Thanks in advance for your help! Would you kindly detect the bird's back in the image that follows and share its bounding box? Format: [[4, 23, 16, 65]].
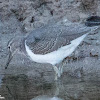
[[25, 23, 98, 55]]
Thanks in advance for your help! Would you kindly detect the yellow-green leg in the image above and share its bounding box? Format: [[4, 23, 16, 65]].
[[53, 66, 60, 80]]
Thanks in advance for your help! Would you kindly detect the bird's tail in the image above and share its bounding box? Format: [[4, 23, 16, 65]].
[[71, 25, 99, 46]]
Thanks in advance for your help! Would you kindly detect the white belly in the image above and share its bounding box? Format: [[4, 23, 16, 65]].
[[25, 33, 88, 65]]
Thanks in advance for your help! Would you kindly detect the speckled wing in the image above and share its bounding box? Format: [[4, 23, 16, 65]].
[[26, 23, 96, 54]]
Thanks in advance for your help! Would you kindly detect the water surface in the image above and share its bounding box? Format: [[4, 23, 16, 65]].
[[0, 73, 100, 100]]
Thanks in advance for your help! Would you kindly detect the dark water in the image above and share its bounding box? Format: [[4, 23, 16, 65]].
[[0, 74, 100, 100]]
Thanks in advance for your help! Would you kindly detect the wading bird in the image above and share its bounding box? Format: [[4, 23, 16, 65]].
[[5, 23, 99, 80]]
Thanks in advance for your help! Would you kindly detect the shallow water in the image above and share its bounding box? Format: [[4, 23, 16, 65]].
[[0, 73, 100, 100]]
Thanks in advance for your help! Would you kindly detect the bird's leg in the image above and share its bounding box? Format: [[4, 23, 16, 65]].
[[58, 65, 63, 76], [53, 66, 60, 80], [60, 65, 63, 74], [60, 61, 65, 75], [58, 59, 66, 76]]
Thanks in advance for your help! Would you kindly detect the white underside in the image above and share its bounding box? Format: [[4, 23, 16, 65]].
[[25, 33, 88, 65]]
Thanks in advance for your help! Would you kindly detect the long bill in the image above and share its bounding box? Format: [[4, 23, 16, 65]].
[[5, 51, 13, 69]]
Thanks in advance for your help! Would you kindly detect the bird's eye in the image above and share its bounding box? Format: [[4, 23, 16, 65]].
[[8, 46, 11, 49]]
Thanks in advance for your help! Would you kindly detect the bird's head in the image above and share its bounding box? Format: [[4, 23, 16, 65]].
[[5, 37, 25, 69]]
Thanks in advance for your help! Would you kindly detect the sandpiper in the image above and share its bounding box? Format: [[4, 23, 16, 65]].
[[5, 23, 99, 80]]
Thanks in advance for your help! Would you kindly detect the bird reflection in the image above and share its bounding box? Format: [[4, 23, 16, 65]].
[[31, 80, 63, 100]]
